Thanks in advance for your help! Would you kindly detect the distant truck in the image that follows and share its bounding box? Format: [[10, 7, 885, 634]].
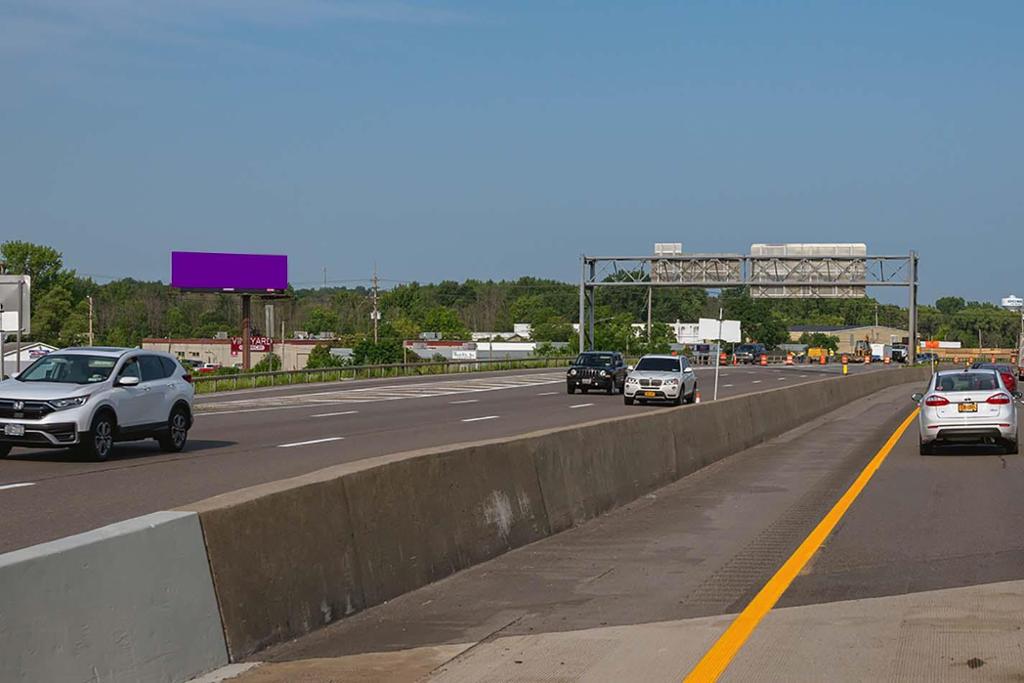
[[870, 343, 892, 362]]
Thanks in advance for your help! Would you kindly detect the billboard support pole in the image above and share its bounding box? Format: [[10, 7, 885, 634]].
[[1, 304, 5, 380], [241, 295, 252, 372]]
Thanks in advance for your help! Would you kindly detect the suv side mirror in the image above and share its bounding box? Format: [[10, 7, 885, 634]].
[[911, 392, 923, 403], [1014, 391, 1022, 400], [627, 365, 634, 372], [117, 375, 141, 387]]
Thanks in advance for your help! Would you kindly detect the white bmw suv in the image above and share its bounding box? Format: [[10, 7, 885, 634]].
[[0, 347, 195, 461]]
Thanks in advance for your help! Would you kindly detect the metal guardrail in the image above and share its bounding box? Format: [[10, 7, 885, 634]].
[[192, 356, 576, 394]]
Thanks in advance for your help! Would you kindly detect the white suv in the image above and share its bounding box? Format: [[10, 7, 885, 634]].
[[0, 347, 195, 461]]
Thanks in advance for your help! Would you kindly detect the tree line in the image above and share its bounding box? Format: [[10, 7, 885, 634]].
[[2, 242, 1021, 362]]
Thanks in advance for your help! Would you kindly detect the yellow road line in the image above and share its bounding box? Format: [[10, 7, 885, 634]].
[[684, 408, 919, 682]]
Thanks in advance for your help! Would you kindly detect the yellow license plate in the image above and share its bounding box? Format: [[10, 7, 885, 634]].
[[958, 403, 978, 413], [644, 391, 656, 397]]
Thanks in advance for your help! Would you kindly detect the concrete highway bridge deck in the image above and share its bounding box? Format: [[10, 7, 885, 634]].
[[0, 363, 875, 553], [197, 376, 1024, 683]]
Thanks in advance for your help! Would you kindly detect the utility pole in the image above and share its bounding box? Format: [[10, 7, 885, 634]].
[[323, 267, 327, 289], [646, 287, 652, 344], [371, 265, 380, 344], [87, 296, 94, 346], [874, 302, 879, 328]]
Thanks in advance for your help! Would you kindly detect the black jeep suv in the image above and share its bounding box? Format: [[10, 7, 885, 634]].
[[566, 351, 627, 395]]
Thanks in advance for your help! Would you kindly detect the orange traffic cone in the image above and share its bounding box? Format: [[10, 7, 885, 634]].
[[694, 389, 701, 403], [884, 356, 891, 365], [785, 353, 794, 365]]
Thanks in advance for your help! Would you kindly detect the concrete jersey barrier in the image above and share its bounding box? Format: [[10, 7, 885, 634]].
[[184, 367, 932, 661], [0, 511, 227, 683]]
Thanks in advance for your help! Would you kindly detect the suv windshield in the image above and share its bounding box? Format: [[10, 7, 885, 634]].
[[575, 354, 614, 367], [635, 357, 680, 372], [16, 354, 118, 385]]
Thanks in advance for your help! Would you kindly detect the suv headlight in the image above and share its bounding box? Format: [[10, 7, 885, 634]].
[[599, 370, 609, 377], [626, 377, 638, 384], [664, 378, 679, 386], [49, 396, 89, 410], [568, 368, 577, 376]]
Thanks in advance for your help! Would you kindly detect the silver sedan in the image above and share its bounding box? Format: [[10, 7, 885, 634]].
[[914, 369, 1020, 455]]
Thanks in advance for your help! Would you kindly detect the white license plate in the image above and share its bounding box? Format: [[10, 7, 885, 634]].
[[582, 379, 592, 384], [4, 424, 25, 437]]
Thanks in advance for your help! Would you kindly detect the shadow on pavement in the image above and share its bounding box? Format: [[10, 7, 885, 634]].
[[4, 439, 237, 463]]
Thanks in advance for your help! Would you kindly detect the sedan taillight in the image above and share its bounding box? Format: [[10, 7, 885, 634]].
[[182, 374, 193, 384], [986, 393, 1012, 405], [924, 395, 949, 407]]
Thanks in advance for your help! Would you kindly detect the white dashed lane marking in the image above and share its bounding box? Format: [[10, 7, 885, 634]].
[[278, 437, 344, 448], [202, 372, 565, 415], [311, 410, 359, 418], [569, 403, 595, 409], [462, 415, 500, 423], [752, 380, 763, 384], [0, 482, 35, 492], [449, 399, 479, 405]]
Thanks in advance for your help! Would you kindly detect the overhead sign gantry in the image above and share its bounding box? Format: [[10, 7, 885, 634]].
[[579, 244, 919, 363]]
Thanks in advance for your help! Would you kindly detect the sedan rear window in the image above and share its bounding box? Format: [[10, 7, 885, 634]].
[[635, 358, 680, 372], [935, 372, 998, 392]]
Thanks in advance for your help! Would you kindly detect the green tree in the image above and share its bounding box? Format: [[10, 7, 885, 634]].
[[305, 344, 344, 369], [798, 332, 840, 352], [351, 337, 403, 365], [252, 353, 282, 372], [531, 319, 573, 342], [305, 307, 340, 335], [422, 307, 469, 340], [935, 296, 966, 316], [0, 241, 73, 293]]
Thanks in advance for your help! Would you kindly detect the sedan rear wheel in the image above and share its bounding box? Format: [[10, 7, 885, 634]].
[[1005, 439, 1019, 455]]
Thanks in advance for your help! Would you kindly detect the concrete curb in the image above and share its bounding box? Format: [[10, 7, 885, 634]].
[[183, 367, 932, 661], [0, 511, 228, 683]]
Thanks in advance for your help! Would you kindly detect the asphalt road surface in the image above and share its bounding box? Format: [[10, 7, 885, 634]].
[[221, 375, 1023, 682], [0, 363, 889, 553]]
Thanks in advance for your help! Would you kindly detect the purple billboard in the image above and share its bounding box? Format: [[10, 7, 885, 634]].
[[171, 252, 288, 293]]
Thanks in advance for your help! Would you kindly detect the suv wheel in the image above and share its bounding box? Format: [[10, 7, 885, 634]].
[[0, 445, 11, 459], [624, 395, 634, 405], [567, 383, 576, 395], [158, 406, 190, 453], [83, 412, 116, 462], [919, 437, 935, 456]]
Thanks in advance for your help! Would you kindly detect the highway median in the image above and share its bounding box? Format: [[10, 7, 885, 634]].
[[183, 366, 932, 663]]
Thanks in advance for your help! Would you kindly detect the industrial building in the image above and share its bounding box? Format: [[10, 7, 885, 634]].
[[141, 338, 343, 371], [787, 325, 910, 354]]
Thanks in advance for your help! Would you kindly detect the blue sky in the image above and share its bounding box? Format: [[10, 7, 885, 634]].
[[2, 1, 1022, 304]]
